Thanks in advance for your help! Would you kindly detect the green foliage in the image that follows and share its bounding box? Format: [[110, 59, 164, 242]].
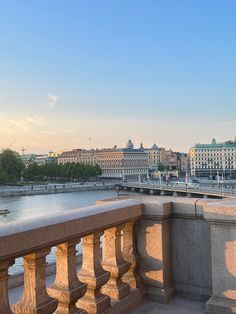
[[0, 149, 25, 183], [157, 163, 176, 171], [23, 162, 101, 182], [0, 149, 101, 184], [23, 163, 40, 181], [95, 164, 102, 176], [157, 163, 166, 171]]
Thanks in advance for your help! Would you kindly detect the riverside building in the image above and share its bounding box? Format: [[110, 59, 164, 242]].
[[57, 140, 149, 180], [145, 144, 160, 168], [97, 140, 149, 180], [58, 149, 82, 164], [189, 138, 236, 178], [145, 145, 179, 170]]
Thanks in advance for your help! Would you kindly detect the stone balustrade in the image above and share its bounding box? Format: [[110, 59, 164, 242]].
[[0, 196, 236, 314], [0, 200, 143, 314]]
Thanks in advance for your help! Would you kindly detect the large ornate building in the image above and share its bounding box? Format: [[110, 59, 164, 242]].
[[58, 149, 81, 164], [57, 140, 149, 180], [189, 138, 236, 178], [97, 140, 149, 179]]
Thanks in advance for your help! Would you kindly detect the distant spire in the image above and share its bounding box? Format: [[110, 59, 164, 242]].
[[211, 138, 216, 145], [140, 142, 144, 149]]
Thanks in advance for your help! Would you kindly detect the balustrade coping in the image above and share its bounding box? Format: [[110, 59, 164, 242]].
[[1, 196, 235, 261], [0, 199, 143, 261]]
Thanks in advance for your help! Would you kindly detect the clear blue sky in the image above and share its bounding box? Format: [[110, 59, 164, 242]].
[[0, 0, 236, 153]]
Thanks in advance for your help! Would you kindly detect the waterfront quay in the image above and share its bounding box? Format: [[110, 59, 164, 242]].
[[1, 195, 235, 313]]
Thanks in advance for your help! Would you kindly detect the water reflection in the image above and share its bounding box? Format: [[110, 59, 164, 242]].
[[0, 190, 117, 223], [0, 190, 117, 274]]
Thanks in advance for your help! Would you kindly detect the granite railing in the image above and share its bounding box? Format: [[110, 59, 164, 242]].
[[0, 200, 143, 314], [0, 196, 236, 314]]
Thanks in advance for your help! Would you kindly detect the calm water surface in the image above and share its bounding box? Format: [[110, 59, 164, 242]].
[[0, 190, 117, 274], [0, 190, 117, 224]]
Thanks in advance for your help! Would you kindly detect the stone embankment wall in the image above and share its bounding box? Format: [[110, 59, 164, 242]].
[[0, 184, 115, 197]]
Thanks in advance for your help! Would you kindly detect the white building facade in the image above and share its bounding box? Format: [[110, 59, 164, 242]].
[[189, 138, 236, 178]]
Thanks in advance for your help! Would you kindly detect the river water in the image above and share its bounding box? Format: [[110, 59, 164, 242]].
[[0, 190, 118, 274]]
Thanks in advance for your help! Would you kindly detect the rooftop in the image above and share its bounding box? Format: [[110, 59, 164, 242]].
[[194, 137, 236, 149]]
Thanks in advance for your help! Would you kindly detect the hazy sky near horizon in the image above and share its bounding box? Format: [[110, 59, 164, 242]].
[[1, 0, 236, 153]]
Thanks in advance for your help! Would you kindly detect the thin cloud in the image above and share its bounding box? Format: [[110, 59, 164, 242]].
[[62, 128, 73, 134], [0, 116, 44, 133], [39, 130, 57, 136], [48, 92, 59, 109]]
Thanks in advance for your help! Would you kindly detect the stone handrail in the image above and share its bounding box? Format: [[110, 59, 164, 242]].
[[1, 196, 236, 314], [0, 199, 143, 314]]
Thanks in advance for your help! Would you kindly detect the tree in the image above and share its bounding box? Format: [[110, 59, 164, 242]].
[[24, 163, 40, 181], [95, 164, 102, 176], [0, 166, 8, 184], [0, 149, 24, 182], [157, 163, 166, 171], [23, 161, 101, 182]]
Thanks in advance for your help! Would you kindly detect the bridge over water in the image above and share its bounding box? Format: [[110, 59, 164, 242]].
[[121, 182, 236, 199]]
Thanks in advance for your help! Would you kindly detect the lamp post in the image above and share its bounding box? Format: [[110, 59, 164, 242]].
[[221, 182, 224, 197]]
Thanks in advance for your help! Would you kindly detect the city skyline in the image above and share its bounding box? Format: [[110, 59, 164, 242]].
[[1, 1, 236, 153]]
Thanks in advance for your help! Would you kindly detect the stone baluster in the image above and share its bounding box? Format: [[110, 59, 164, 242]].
[[102, 225, 131, 300], [0, 259, 14, 314], [77, 232, 110, 314], [47, 240, 87, 314], [12, 248, 58, 314], [122, 221, 141, 288]]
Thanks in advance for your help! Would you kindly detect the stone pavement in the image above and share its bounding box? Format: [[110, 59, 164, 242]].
[[131, 297, 205, 314], [10, 280, 205, 314]]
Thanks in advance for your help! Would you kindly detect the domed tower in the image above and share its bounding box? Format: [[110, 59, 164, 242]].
[[152, 143, 158, 149], [211, 138, 216, 145], [126, 140, 134, 149]]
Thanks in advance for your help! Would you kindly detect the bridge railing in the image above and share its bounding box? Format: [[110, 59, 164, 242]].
[[122, 182, 236, 197], [0, 200, 143, 314]]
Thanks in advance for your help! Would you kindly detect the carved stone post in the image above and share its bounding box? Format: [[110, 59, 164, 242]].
[[136, 200, 174, 303], [122, 221, 141, 288], [204, 201, 236, 313], [0, 259, 14, 314], [77, 232, 110, 314], [12, 249, 58, 314], [47, 240, 87, 314], [102, 225, 131, 300]]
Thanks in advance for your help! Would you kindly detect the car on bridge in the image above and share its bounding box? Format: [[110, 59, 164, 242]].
[[172, 182, 199, 189]]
